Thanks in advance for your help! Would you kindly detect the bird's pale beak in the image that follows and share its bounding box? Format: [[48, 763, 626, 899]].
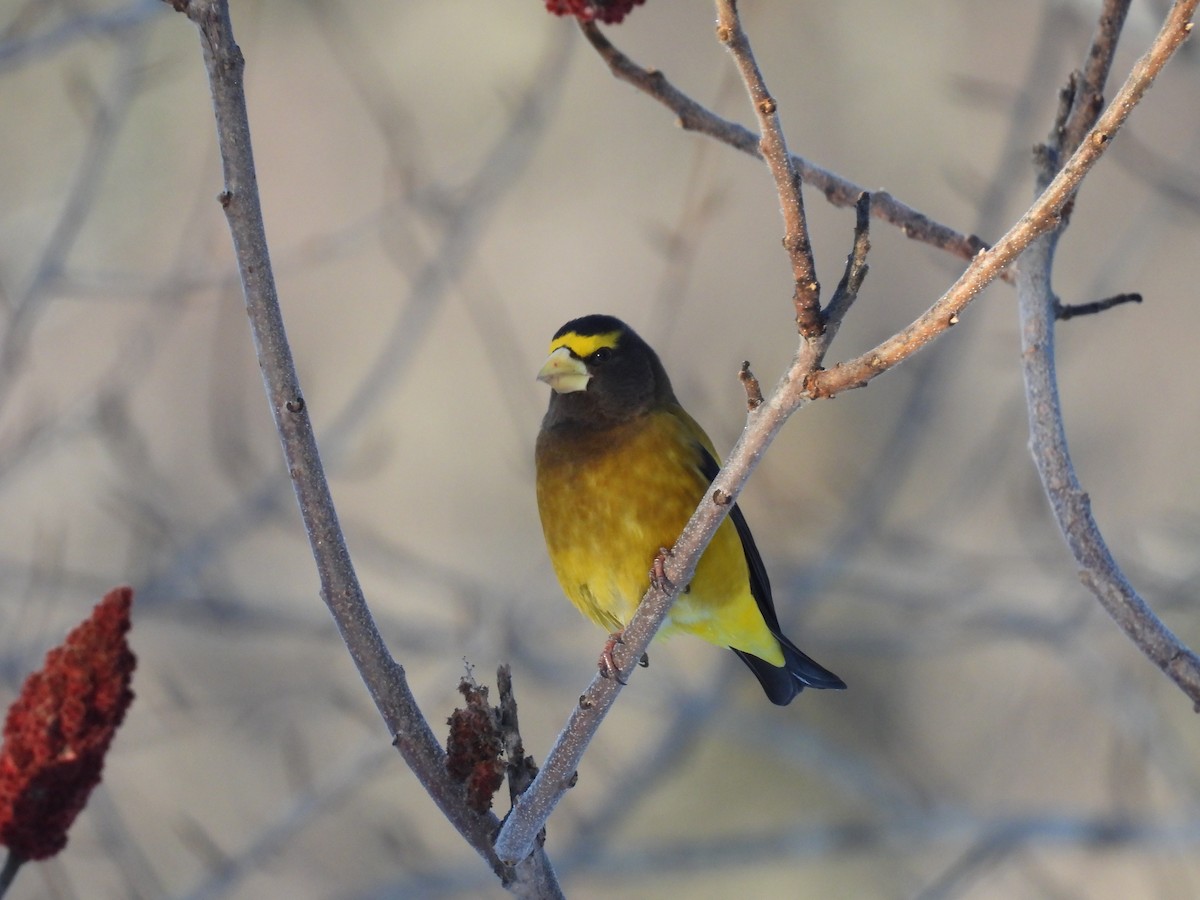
[[537, 346, 591, 394]]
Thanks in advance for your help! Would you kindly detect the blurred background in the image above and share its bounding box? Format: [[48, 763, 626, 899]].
[[3, 1, 1200, 897]]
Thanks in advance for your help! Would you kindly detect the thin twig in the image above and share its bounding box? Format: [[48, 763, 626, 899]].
[[738, 360, 763, 409], [497, 665, 539, 806], [715, 0, 820, 335], [806, 1, 1196, 400], [165, 1, 562, 894], [821, 192, 872, 339], [1060, 0, 1134, 159], [1056, 292, 1142, 320], [578, 21, 992, 273]]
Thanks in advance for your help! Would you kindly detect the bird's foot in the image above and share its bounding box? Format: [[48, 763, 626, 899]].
[[650, 548, 675, 593], [599, 631, 627, 683], [598, 633, 649, 683]]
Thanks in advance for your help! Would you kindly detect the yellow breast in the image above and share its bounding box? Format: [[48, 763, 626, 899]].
[[535, 407, 783, 665]]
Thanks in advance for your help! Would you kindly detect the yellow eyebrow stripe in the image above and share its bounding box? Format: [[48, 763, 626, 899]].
[[549, 329, 622, 358]]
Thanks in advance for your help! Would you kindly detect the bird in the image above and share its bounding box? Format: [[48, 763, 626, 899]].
[[534, 314, 845, 705]]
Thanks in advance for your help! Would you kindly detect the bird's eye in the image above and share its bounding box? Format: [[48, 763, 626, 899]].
[[588, 347, 613, 365]]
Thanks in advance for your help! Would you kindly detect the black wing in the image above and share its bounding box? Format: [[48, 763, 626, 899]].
[[695, 444, 846, 704]]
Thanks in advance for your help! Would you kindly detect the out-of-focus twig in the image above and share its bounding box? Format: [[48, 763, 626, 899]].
[[0, 0, 161, 73], [0, 31, 145, 417]]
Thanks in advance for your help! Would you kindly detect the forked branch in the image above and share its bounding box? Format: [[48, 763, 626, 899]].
[[1017, 0, 1200, 707]]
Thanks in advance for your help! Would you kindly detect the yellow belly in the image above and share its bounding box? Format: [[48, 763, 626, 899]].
[[535, 407, 784, 665]]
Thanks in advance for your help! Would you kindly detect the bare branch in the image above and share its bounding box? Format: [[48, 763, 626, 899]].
[[807, 1, 1196, 399], [821, 191, 872, 338], [1019, 237, 1200, 707], [498, 2, 1200, 863], [1060, 0, 1134, 159], [738, 360, 763, 410], [715, 0, 820, 335], [1017, 0, 1200, 707], [578, 21, 991, 272], [165, 0, 562, 893]]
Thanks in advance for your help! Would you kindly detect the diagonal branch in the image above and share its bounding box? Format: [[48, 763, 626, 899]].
[[495, 7, 866, 861], [806, 0, 1196, 400]]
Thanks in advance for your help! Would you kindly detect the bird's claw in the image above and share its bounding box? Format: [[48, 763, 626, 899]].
[[598, 632, 649, 683], [599, 631, 627, 684], [650, 548, 674, 593]]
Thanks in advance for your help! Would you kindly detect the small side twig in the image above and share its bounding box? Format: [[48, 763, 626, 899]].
[[1056, 292, 1142, 320], [738, 361, 763, 409], [497, 665, 539, 806], [821, 192, 873, 339]]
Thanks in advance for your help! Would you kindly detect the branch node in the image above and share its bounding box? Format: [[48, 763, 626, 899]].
[[803, 368, 833, 400]]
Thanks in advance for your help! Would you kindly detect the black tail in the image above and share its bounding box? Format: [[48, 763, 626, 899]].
[[693, 447, 845, 706], [734, 635, 846, 706]]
